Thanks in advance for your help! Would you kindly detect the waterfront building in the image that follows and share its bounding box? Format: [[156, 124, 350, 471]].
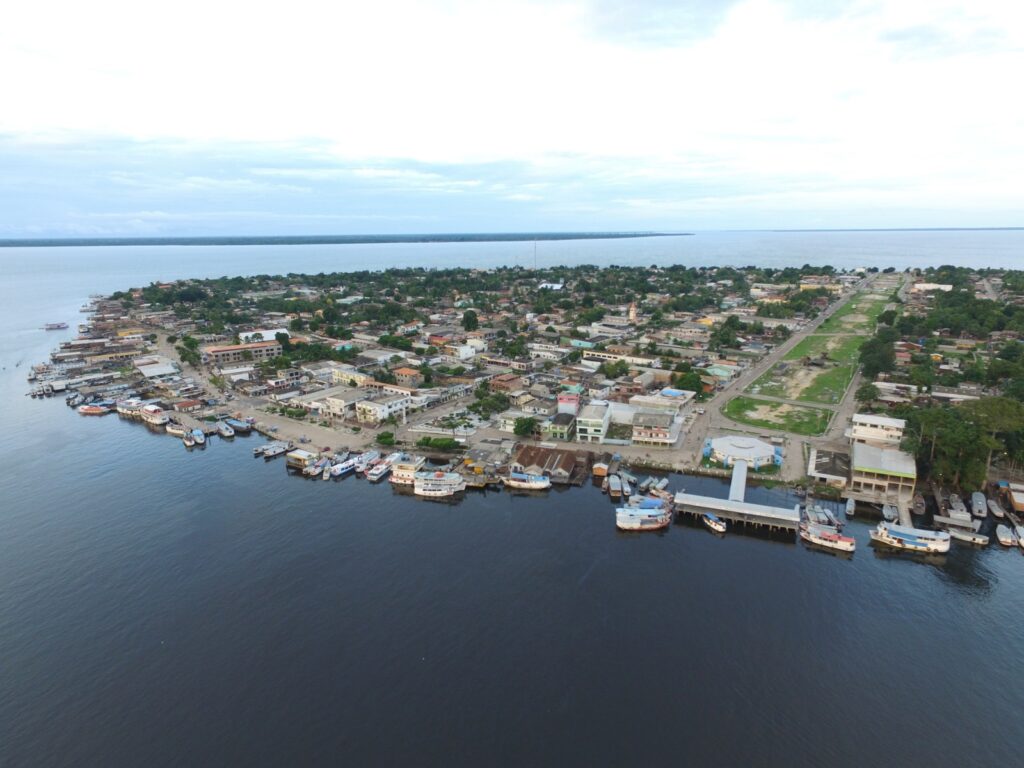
[[576, 402, 610, 444], [631, 411, 678, 447], [848, 442, 917, 508], [542, 412, 577, 442]]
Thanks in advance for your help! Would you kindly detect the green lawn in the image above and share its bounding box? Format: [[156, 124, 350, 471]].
[[722, 396, 832, 436]]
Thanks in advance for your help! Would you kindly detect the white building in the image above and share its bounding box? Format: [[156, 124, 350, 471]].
[[846, 413, 905, 447], [576, 402, 610, 443], [356, 394, 411, 425]]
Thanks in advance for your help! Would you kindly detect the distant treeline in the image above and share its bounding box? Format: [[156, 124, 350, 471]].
[[0, 232, 687, 247]]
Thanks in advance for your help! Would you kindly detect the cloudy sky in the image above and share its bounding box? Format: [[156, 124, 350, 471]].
[[1, 0, 1022, 236]]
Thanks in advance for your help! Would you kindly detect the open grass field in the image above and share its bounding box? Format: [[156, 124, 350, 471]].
[[817, 293, 891, 333], [783, 334, 864, 363], [722, 396, 832, 436], [750, 335, 862, 404]]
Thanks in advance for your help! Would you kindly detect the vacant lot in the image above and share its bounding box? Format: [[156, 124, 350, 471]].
[[750, 335, 862, 404], [722, 396, 832, 436], [784, 334, 863, 363], [818, 293, 891, 333]]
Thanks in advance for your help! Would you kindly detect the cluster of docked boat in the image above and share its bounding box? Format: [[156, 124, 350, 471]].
[[272, 449, 472, 499], [602, 470, 671, 501], [800, 502, 857, 552]]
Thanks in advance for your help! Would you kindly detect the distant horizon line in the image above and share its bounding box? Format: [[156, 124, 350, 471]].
[[0, 227, 1022, 247]]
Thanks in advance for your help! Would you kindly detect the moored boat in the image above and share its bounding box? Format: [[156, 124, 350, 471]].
[[912, 493, 926, 516], [971, 491, 987, 518], [166, 421, 188, 437], [367, 461, 392, 482], [43, 322, 69, 330], [869, 522, 950, 554], [354, 450, 380, 475], [224, 417, 252, 434], [504, 472, 551, 490], [191, 428, 206, 446], [995, 524, 1018, 547], [331, 457, 358, 477], [703, 512, 727, 534], [182, 431, 195, 448], [621, 477, 632, 498], [139, 404, 169, 427], [116, 397, 143, 416], [881, 504, 898, 523], [608, 474, 622, 499], [846, 497, 856, 517], [413, 470, 466, 498], [77, 403, 110, 415], [389, 455, 426, 485], [800, 522, 856, 552], [945, 527, 989, 546], [988, 499, 1006, 519], [616, 506, 671, 531], [216, 421, 235, 438]]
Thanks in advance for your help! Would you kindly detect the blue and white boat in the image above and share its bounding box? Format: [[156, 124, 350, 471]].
[[224, 417, 251, 434], [191, 428, 206, 446], [331, 457, 358, 477], [504, 472, 551, 490], [869, 522, 950, 553]]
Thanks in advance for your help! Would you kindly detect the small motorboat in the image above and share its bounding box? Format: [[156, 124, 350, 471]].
[[988, 499, 1006, 519], [846, 498, 856, 517], [191, 428, 206, 446], [322, 462, 333, 480], [182, 431, 195, 448], [702, 512, 727, 534], [995, 525, 1018, 547], [217, 421, 235, 438]]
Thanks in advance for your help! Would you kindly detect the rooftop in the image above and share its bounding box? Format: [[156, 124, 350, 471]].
[[852, 413, 906, 429], [851, 442, 917, 478]]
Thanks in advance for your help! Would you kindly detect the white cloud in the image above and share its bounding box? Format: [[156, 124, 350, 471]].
[[0, 0, 1022, 228]]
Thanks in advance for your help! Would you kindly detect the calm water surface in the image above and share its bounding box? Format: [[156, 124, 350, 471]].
[[2, 233, 1023, 766]]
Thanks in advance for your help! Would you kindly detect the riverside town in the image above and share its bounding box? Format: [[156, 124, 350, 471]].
[[29, 263, 1024, 551]]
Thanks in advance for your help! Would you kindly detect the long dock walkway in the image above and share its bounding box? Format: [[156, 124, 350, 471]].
[[674, 460, 801, 531]]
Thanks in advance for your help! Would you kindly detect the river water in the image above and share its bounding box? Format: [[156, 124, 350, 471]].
[[2, 232, 1023, 766]]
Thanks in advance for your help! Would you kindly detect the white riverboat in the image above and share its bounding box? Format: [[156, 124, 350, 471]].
[[616, 506, 671, 531], [504, 472, 551, 490], [413, 471, 466, 498], [116, 397, 143, 416], [389, 455, 426, 485], [216, 421, 235, 438], [869, 522, 950, 554], [800, 522, 856, 553], [166, 421, 188, 437], [139, 404, 169, 426]]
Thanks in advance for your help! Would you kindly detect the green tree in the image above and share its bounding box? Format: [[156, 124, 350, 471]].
[[513, 417, 537, 437], [461, 309, 479, 331], [855, 382, 879, 404]]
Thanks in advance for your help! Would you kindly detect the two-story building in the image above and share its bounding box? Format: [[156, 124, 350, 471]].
[[631, 411, 677, 447], [355, 394, 411, 425]]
